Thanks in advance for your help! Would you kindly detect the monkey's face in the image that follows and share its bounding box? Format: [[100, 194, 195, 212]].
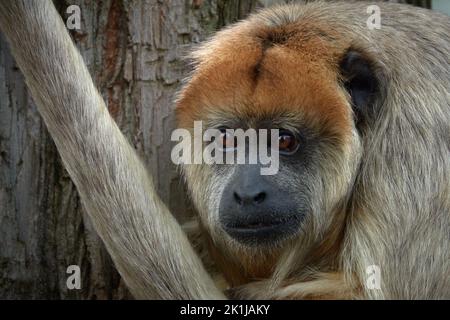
[[180, 115, 361, 251], [214, 123, 359, 248], [176, 21, 378, 255]]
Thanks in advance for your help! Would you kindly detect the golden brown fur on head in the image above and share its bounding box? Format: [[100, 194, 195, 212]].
[[177, 18, 353, 137]]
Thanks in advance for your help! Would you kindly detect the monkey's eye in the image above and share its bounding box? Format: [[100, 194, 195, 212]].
[[217, 128, 236, 152], [278, 130, 300, 155]]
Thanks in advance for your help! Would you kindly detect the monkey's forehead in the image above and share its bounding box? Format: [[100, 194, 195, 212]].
[[175, 7, 352, 136]]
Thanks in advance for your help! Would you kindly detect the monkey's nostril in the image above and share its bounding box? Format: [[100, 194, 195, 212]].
[[233, 192, 243, 205], [233, 191, 267, 206], [253, 192, 266, 204], [233, 190, 266, 206]]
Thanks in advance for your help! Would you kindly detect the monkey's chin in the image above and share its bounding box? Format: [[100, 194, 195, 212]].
[[222, 215, 301, 247]]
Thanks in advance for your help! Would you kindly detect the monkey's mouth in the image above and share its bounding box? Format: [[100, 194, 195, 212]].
[[222, 215, 300, 245]]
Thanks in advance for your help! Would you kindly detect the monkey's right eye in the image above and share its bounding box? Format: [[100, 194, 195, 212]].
[[278, 130, 300, 155], [217, 128, 236, 152]]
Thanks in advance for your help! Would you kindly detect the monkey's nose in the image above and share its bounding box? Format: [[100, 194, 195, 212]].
[[233, 189, 267, 206]]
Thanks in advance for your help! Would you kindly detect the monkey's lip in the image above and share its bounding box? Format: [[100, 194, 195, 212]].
[[230, 219, 284, 230], [225, 215, 298, 229], [222, 215, 300, 244]]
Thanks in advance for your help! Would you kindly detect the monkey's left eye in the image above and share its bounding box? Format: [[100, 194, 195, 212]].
[[278, 130, 300, 155]]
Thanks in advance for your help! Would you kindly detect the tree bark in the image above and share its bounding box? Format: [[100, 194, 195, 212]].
[[0, 0, 429, 299]]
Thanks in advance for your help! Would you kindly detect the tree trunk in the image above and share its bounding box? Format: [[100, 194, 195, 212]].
[[0, 0, 429, 299]]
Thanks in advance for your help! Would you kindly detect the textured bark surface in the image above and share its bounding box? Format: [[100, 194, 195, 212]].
[[0, 0, 428, 299]]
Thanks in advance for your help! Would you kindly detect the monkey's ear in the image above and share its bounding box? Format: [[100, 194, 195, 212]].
[[340, 50, 380, 126]]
